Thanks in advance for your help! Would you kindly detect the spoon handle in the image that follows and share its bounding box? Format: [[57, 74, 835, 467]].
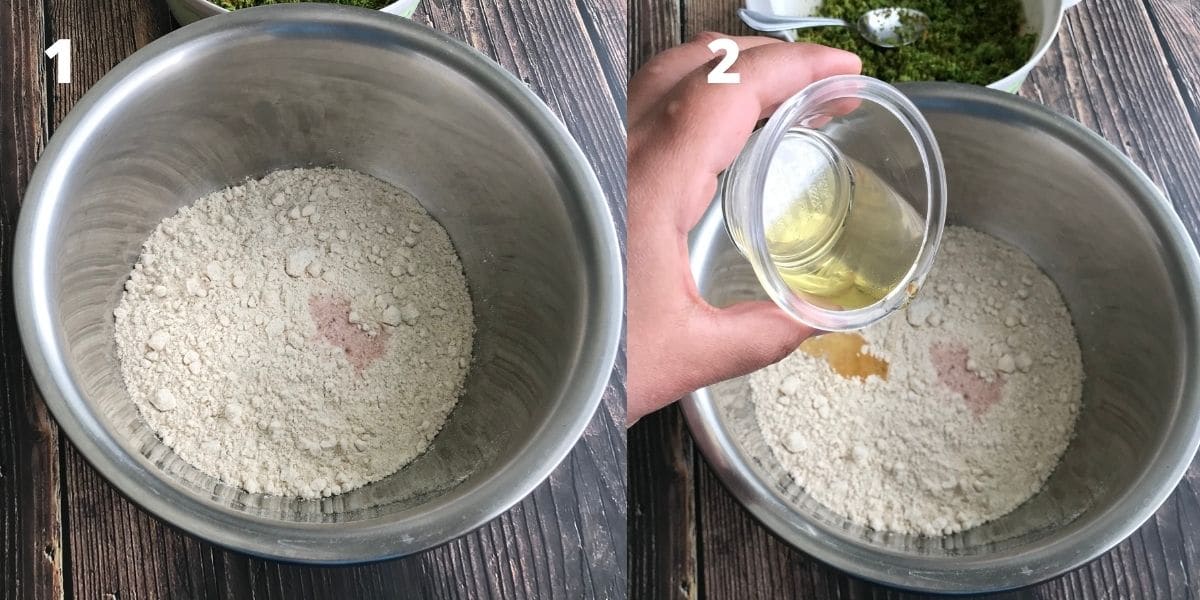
[[738, 9, 850, 33]]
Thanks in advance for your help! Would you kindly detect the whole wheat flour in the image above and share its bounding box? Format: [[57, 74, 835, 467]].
[[115, 168, 474, 499], [751, 227, 1083, 536]]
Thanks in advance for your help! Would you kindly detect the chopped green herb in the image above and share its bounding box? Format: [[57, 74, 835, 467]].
[[795, 0, 1037, 86], [215, 0, 390, 10]]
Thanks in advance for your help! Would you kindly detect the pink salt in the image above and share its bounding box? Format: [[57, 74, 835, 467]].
[[308, 295, 390, 371], [929, 341, 1005, 418]]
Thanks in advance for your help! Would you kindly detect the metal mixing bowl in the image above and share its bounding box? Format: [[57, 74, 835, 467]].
[[166, 0, 419, 25], [685, 83, 1200, 592], [15, 5, 622, 563]]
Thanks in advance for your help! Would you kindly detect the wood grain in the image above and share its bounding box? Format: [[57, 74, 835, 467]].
[[0, 0, 629, 598], [0, 1, 63, 599], [680, 0, 749, 42], [630, 0, 1200, 597], [629, 0, 679, 77], [628, 406, 697, 600], [1141, 0, 1200, 135]]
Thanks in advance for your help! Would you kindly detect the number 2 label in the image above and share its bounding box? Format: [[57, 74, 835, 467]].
[[45, 38, 71, 84], [707, 38, 740, 84]]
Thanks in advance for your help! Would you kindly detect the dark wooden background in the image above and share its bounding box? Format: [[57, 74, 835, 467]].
[[630, 0, 1200, 598], [0, 0, 627, 598]]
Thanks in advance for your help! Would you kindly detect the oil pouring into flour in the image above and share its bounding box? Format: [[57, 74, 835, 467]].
[[114, 168, 475, 499], [752, 227, 1083, 536]]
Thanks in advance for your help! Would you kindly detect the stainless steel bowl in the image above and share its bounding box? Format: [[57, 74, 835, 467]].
[[15, 5, 622, 563], [166, 0, 418, 26], [685, 83, 1200, 592]]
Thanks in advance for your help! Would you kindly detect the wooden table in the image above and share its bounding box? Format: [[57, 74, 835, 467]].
[[630, 1, 1200, 598], [0, 1, 626, 598]]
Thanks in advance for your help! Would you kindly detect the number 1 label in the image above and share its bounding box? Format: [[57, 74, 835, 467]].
[[45, 38, 71, 84]]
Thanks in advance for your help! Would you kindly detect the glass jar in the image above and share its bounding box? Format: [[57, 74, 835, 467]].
[[721, 75, 947, 331]]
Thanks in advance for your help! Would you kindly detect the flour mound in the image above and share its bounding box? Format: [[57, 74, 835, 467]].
[[752, 227, 1083, 536], [115, 168, 474, 499]]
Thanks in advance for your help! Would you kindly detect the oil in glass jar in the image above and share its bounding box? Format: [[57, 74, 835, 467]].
[[761, 131, 924, 311], [720, 75, 946, 331]]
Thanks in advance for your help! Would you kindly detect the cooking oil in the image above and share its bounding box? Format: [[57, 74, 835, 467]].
[[761, 133, 925, 311], [798, 332, 889, 381]]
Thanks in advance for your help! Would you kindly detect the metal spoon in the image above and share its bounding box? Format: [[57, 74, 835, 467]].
[[738, 7, 930, 48]]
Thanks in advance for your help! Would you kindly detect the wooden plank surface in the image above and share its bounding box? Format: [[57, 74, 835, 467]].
[[628, 0, 679, 78], [2, 0, 627, 597], [628, 406, 697, 600], [1141, 0, 1200, 140], [628, 0, 1200, 597]]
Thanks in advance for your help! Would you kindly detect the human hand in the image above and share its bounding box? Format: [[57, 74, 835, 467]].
[[626, 35, 862, 426]]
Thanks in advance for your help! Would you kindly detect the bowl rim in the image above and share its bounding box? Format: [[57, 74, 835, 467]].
[[14, 4, 623, 564], [683, 82, 1200, 593], [177, 0, 418, 19]]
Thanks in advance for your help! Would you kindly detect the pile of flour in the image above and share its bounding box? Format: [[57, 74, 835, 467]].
[[115, 168, 474, 499], [751, 227, 1083, 536]]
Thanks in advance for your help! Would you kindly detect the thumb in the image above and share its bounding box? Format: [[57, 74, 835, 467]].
[[688, 300, 816, 390]]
